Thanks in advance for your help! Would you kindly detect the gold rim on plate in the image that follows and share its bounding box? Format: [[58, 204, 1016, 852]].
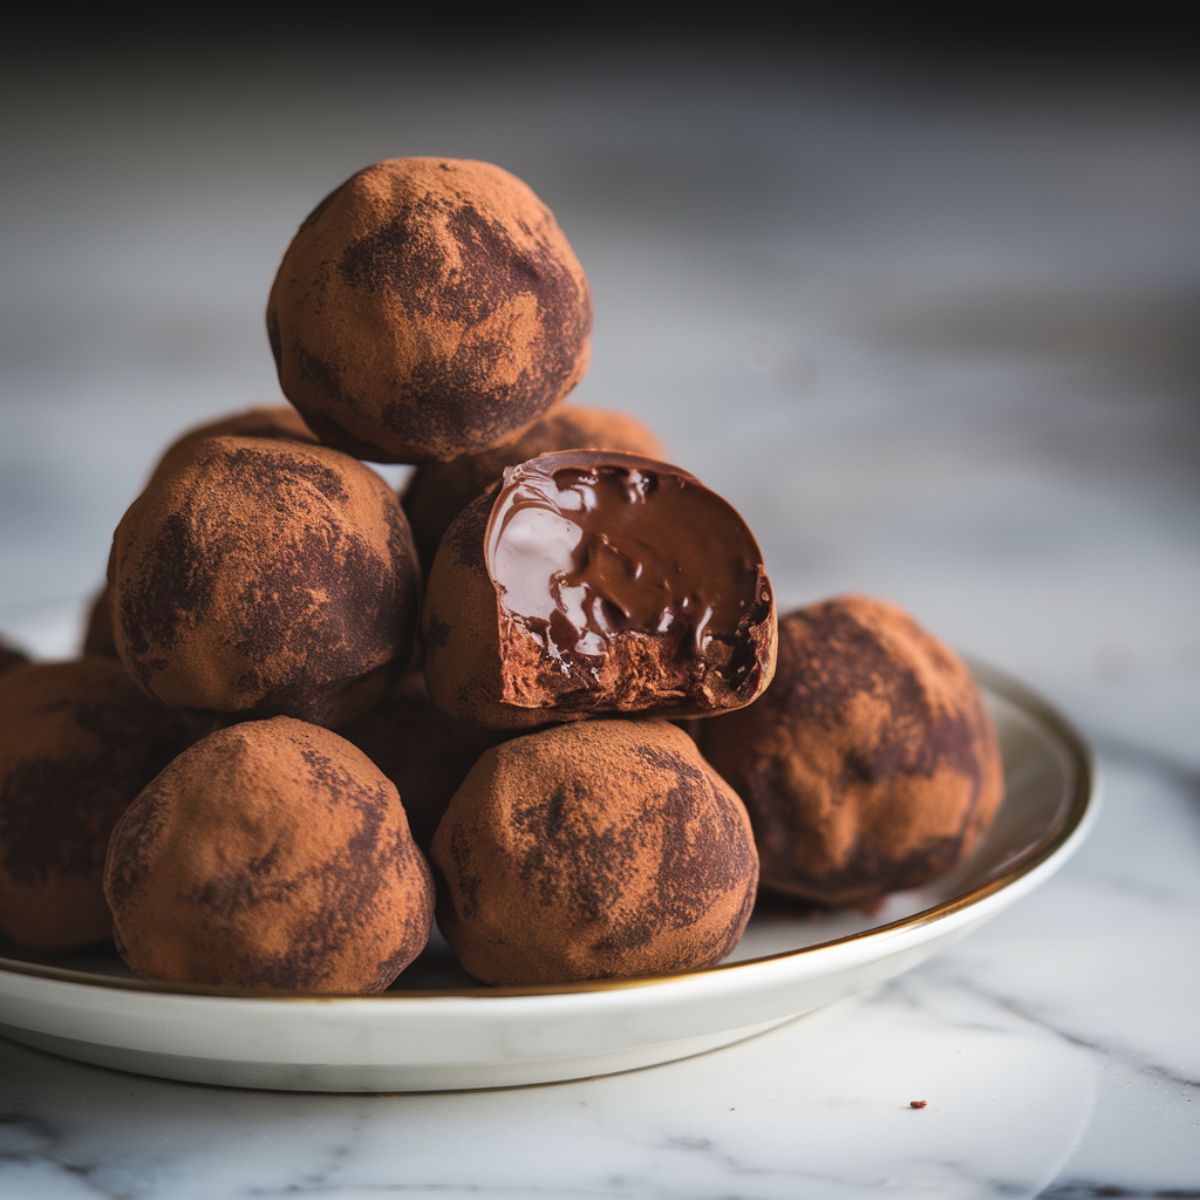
[[0, 658, 1095, 1003]]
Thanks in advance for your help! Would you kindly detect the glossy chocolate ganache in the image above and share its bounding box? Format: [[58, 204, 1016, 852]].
[[484, 451, 774, 714]]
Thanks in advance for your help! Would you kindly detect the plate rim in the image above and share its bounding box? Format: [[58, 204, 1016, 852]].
[[0, 657, 1096, 1005]]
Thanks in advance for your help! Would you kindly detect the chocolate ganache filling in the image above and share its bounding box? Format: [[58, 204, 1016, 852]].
[[485, 451, 773, 712]]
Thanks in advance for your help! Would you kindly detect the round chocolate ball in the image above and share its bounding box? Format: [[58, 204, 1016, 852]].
[[424, 450, 777, 729], [699, 596, 1003, 907], [433, 720, 758, 985], [0, 659, 186, 950], [81, 588, 118, 660], [83, 406, 317, 663], [110, 435, 420, 725], [403, 406, 664, 572], [162, 403, 316, 458], [104, 717, 435, 993], [0, 637, 28, 677], [339, 677, 511, 853], [267, 157, 593, 463]]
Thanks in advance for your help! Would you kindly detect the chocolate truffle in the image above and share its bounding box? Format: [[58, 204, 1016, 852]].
[[433, 720, 758, 984], [83, 406, 317, 663], [162, 403, 316, 457], [0, 637, 28, 676], [267, 157, 593, 463], [339, 676, 510, 852], [104, 717, 435, 993], [81, 587, 119, 659], [699, 596, 1004, 907], [110, 435, 420, 725], [424, 450, 777, 729], [0, 659, 185, 950], [403, 406, 665, 572]]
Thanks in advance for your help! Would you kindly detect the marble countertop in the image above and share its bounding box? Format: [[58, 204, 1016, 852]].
[[2, 39, 1198, 1199]]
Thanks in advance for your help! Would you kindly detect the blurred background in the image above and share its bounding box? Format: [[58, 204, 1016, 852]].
[[1, 21, 1197, 765]]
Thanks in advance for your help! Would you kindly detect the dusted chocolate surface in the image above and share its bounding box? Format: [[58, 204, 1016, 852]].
[[0, 638, 27, 677], [81, 588, 118, 660], [403, 406, 664, 571], [268, 157, 593, 463], [83, 406, 316, 663], [110, 435, 420, 725], [699, 596, 1003, 907], [0, 659, 186, 950], [339, 676, 510, 853], [104, 717, 435, 993], [433, 720, 758, 984], [424, 451, 776, 728], [162, 404, 316, 457]]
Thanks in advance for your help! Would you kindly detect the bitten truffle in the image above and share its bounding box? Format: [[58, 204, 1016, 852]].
[[104, 717, 435, 993], [0, 659, 185, 950], [403, 406, 664, 572], [339, 676, 510, 853], [267, 157, 593, 463], [110, 435, 420, 725], [0, 638, 28, 676], [424, 450, 777, 729], [433, 720, 758, 984], [699, 596, 1004, 907]]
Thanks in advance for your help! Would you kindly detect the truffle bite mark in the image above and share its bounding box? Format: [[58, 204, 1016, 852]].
[[486, 452, 774, 713], [402, 405, 664, 572]]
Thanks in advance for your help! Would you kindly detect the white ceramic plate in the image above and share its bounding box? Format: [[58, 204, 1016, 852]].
[[0, 659, 1095, 1092]]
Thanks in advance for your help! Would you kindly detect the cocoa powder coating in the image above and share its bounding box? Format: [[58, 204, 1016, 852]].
[[110, 435, 421, 725], [83, 406, 316, 662], [162, 404, 317, 458], [339, 676, 511, 853], [104, 717, 435, 993], [423, 451, 776, 729], [699, 596, 1003, 907], [0, 659, 188, 950], [81, 588, 119, 659], [403, 406, 664, 571], [267, 157, 593, 463], [433, 720, 759, 985]]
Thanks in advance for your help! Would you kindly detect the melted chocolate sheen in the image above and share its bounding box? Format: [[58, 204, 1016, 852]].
[[487, 456, 762, 680]]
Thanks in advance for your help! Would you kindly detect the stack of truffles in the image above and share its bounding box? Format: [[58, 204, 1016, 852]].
[[0, 158, 1004, 993]]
